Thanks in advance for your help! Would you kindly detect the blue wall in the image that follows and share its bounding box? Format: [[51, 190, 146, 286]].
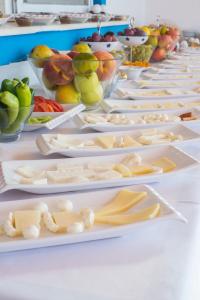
[[0, 24, 127, 65]]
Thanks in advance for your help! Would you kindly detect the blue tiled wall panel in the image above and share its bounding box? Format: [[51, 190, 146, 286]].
[[93, 0, 106, 4], [0, 25, 126, 65]]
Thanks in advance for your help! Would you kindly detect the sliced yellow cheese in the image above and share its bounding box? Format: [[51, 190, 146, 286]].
[[95, 203, 161, 225], [96, 189, 147, 217], [14, 210, 41, 233], [113, 164, 132, 177], [132, 165, 157, 176], [52, 212, 80, 232], [95, 135, 116, 149], [122, 135, 141, 148], [152, 156, 176, 173]]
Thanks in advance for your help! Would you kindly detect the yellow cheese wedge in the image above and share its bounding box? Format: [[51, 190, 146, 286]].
[[152, 157, 176, 173], [95, 203, 161, 225], [14, 210, 41, 233], [122, 135, 141, 148], [132, 165, 158, 176], [113, 164, 132, 177], [95, 135, 116, 149], [96, 189, 147, 217], [52, 212, 80, 232]]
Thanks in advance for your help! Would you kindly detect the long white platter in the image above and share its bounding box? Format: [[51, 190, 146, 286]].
[[134, 79, 200, 89], [115, 87, 200, 100], [0, 185, 186, 253], [74, 109, 200, 132], [24, 104, 85, 131], [101, 99, 200, 113], [143, 73, 200, 81], [0, 146, 198, 194], [36, 125, 200, 157]]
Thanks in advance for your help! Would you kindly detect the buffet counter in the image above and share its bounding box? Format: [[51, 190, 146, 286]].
[[0, 21, 127, 65]]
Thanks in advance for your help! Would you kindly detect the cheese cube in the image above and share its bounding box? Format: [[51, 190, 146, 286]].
[[122, 135, 141, 148], [14, 210, 41, 233], [52, 212, 80, 232], [132, 165, 157, 176]]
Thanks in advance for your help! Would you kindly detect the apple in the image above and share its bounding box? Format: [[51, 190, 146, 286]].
[[67, 51, 79, 59], [158, 34, 173, 50], [168, 27, 180, 41], [151, 48, 166, 62], [43, 54, 74, 88], [94, 51, 117, 81]]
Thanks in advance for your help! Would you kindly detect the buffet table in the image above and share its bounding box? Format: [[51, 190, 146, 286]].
[[0, 123, 200, 300]]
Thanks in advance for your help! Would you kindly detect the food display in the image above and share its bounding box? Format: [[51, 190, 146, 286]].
[[29, 44, 121, 109], [79, 110, 199, 128], [146, 25, 181, 62], [0, 188, 162, 240], [103, 99, 200, 112], [0, 77, 33, 142], [15, 13, 56, 26], [38, 129, 183, 152], [59, 13, 90, 24], [34, 96, 64, 112], [14, 153, 177, 187], [80, 31, 119, 52]]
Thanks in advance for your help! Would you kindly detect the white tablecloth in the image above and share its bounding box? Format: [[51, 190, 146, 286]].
[[0, 123, 200, 300]]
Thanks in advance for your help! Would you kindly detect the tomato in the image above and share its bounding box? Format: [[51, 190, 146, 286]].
[[33, 96, 64, 112]]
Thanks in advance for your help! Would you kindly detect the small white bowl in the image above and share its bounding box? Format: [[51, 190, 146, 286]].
[[82, 41, 120, 52], [119, 66, 144, 80], [118, 35, 148, 46]]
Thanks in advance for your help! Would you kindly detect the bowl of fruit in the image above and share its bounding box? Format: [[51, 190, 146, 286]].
[[147, 25, 181, 62], [118, 28, 149, 46], [28, 44, 122, 110], [0, 78, 33, 142], [80, 31, 120, 52]]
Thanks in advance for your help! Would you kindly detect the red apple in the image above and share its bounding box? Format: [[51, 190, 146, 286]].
[[43, 54, 74, 87], [168, 27, 180, 41], [94, 51, 117, 81], [158, 34, 173, 50], [67, 51, 80, 59], [151, 48, 166, 62]]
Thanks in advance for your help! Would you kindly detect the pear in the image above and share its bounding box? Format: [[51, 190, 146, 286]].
[[75, 72, 103, 106]]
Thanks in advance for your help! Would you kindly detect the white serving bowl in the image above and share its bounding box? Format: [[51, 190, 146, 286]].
[[119, 66, 144, 80], [85, 41, 120, 52], [118, 35, 148, 46]]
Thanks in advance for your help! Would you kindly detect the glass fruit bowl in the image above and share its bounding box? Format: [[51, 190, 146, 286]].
[[28, 52, 122, 110], [127, 45, 154, 62], [0, 105, 33, 142]]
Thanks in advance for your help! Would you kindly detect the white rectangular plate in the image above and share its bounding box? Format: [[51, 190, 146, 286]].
[[36, 125, 200, 157], [101, 99, 200, 113], [0, 185, 186, 253], [24, 104, 85, 131], [0, 146, 198, 194], [74, 109, 200, 132], [134, 79, 200, 89], [115, 87, 200, 99]]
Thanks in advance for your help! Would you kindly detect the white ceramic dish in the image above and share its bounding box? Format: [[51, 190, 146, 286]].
[[101, 98, 200, 113], [119, 66, 144, 80], [0, 185, 186, 253], [143, 73, 200, 81], [84, 41, 120, 52], [24, 104, 85, 131], [74, 109, 200, 132], [0, 146, 198, 194], [36, 125, 200, 157], [134, 79, 200, 89], [115, 87, 200, 100], [118, 35, 148, 46]]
